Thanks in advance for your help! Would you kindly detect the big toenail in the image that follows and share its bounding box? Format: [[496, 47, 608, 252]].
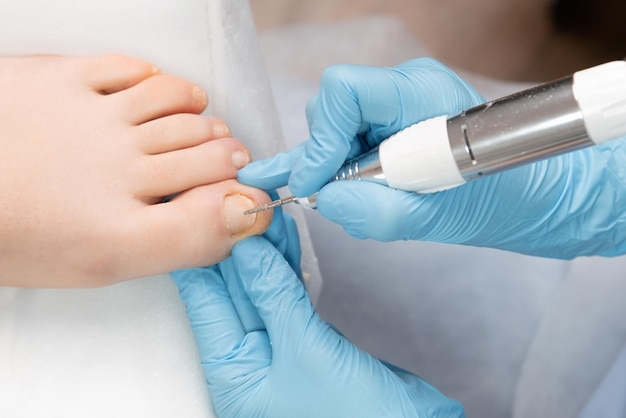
[[232, 150, 251, 169], [223, 194, 257, 237]]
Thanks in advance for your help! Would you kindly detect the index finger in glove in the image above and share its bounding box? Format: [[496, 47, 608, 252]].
[[237, 143, 306, 191], [290, 58, 485, 197]]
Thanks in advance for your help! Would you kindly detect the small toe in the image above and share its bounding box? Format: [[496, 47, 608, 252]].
[[130, 137, 251, 198], [135, 115, 231, 155]]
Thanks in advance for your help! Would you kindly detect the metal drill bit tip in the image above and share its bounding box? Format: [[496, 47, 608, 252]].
[[243, 196, 298, 215]]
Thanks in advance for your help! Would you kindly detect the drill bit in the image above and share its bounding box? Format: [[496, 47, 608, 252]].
[[242, 149, 384, 215], [243, 194, 319, 215], [243, 196, 299, 215]]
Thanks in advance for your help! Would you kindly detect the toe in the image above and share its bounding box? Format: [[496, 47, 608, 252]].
[[130, 137, 251, 198], [77, 54, 158, 94], [114, 74, 209, 124], [115, 181, 273, 279], [135, 115, 231, 155]]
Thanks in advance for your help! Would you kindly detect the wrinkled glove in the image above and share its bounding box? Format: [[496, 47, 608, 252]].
[[172, 235, 464, 418], [239, 58, 626, 259]]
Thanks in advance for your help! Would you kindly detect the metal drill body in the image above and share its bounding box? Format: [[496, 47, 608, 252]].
[[447, 76, 592, 181], [331, 148, 387, 185]]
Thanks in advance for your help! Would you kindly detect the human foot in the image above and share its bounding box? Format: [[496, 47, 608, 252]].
[[0, 54, 272, 287]]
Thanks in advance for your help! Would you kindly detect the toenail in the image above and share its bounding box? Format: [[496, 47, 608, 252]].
[[213, 121, 231, 138], [192, 85, 208, 107], [224, 194, 257, 237], [232, 150, 251, 169]]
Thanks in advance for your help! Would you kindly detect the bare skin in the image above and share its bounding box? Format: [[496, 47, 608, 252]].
[[0, 54, 272, 287]]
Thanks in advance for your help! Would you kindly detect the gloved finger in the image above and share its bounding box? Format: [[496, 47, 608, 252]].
[[170, 268, 245, 363], [289, 64, 383, 196], [316, 182, 414, 240], [237, 143, 306, 190], [263, 207, 303, 279], [393, 58, 484, 114], [262, 189, 289, 254], [305, 93, 370, 161], [190, 194, 290, 348], [219, 258, 265, 335], [219, 194, 289, 335], [262, 190, 302, 268], [289, 58, 485, 197], [318, 172, 546, 249], [232, 236, 321, 356], [315, 180, 476, 243], [173, 267, 273, 390], [378, 359, 464, 410]]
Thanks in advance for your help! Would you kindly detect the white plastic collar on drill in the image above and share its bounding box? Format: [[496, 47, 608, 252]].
[[379, 115, 466, 193], [573, 60, 626, 145]]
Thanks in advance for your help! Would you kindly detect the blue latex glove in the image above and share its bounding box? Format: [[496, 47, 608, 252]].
[[259, 190, 303, 279], [172, 235, 464, 418], [239, 58, 626, 259]]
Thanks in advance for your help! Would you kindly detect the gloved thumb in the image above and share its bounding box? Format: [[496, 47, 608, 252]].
[[316, 180, 481, 244], [316, 181, 427, 241]]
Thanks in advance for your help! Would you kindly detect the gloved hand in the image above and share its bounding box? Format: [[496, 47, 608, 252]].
[[172, 235, 465, 418], [257, 190, 303, 279], [239, 58, 626, 259]]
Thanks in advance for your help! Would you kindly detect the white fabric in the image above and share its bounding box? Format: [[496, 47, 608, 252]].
[[0, 278, 213, 417], [259, 16, 626, 418], [0, 1, 321, 417]]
